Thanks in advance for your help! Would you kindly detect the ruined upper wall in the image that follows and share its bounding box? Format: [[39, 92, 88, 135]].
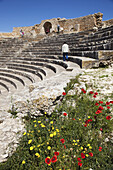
[[12, 12, 105, 36], [0, 12, 113, 38], [103, 18, 113, 27]]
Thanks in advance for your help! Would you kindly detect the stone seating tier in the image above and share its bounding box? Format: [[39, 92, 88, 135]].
[[0, 25, 113, 95]]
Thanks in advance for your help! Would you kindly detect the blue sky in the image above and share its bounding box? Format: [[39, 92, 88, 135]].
[[0, 0, 113, 32]]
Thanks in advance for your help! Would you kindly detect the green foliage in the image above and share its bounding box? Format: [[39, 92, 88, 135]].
[[99, 75, 108, 78], [8, 104, 18, 116], [0, 78, 113, 170]]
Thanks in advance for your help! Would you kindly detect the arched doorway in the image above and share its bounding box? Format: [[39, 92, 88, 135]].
[[43, 22, 52, 34]]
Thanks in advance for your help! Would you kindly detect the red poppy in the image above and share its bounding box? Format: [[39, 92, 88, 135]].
[[51, 155, 57, 163], [94, 92, 98, 95], [89, 91, 94, 94], [107, 106, 110, 109], [98, 106, 104, 110], [45, 157, 51, 165], [85, 120, 89, 124], [81, 88, 84, 91], [100, 128, 103, 131], [64, 145, 66, 149], [84, 124, 87, 127], [99, 149, 102, 151], [95, 102, 99, 106], [54, 152, 59, 156], [62, 92, 66, 96], [99, 146, 102, 149], [81, 153, 85, 159], [60, 138, 65, 144], [89, 152, 93, 157], [110, 101, 113, 104], [77, 157, 82, 162], [63, 113, 67, 116], [106, 102, 110, 105], [88, 119, 92, 122], [95, 110, 101, 114], [78, 162, 82, 167], [99, 101, 103, 104], [93, 95, 96, 98], [81, 88, 86, 93], [106, 116, 111, 120]]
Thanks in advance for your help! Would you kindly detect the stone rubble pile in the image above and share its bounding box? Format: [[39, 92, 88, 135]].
[[0, 111, 25, 163]]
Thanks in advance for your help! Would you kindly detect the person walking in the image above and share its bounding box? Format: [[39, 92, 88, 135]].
[[57, 24, 60, 33], [62, 42, 69, 61], [20, 29, 24, 37]]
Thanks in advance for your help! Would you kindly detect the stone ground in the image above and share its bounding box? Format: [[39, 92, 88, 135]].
[[0, 63, 113, 163]]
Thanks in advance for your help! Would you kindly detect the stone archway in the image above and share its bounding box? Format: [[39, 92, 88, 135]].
[[43, 22, 52, 34]]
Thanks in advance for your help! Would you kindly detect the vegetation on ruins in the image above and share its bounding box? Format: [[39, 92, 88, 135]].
[[0, 75, 113, 170]]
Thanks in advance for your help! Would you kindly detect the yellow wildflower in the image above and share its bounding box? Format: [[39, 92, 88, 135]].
[[28, 139, 32, 144], [88, 116, 90, 118], [45, 112, 47, 114], [34, 124, 37, 127], [50, 121, 53, 124], [73, 140, 76, 142], [35, 153, 40, 158], [38, 121, 41, 123], [23, 132, 26, 135], [87, 144, 90, 147], [77, 140, 79, 142], [30, 146, 34, 150], [75, 143, 77, 145], [47, 142, 49, 145], [41, 124, 45, 127], [38, 130, 40, 133], [33, 120, 36, 122], [22, 160, 26, 164], [47, 146, 51, 150], [37, 144, 40, 147], [50, 134, 53, 137], [81, 146, 83, 150], [27, 133, 29, 136], [86, 154, 89, 157], [41, 143, 44, 146], [52, 127, 54, 130], [89, 146, 92, 149], [53, 131, 56, 136], [56, 129, 59, 132]]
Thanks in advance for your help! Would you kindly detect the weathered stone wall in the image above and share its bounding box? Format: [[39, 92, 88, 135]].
[[12, 13, 100, 36], [12, 26, 33, 37], [0, 32, 14, 38], [59, 14, 96, 33], [1, 12, 113, 39], [103, 18, 113, 27]]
